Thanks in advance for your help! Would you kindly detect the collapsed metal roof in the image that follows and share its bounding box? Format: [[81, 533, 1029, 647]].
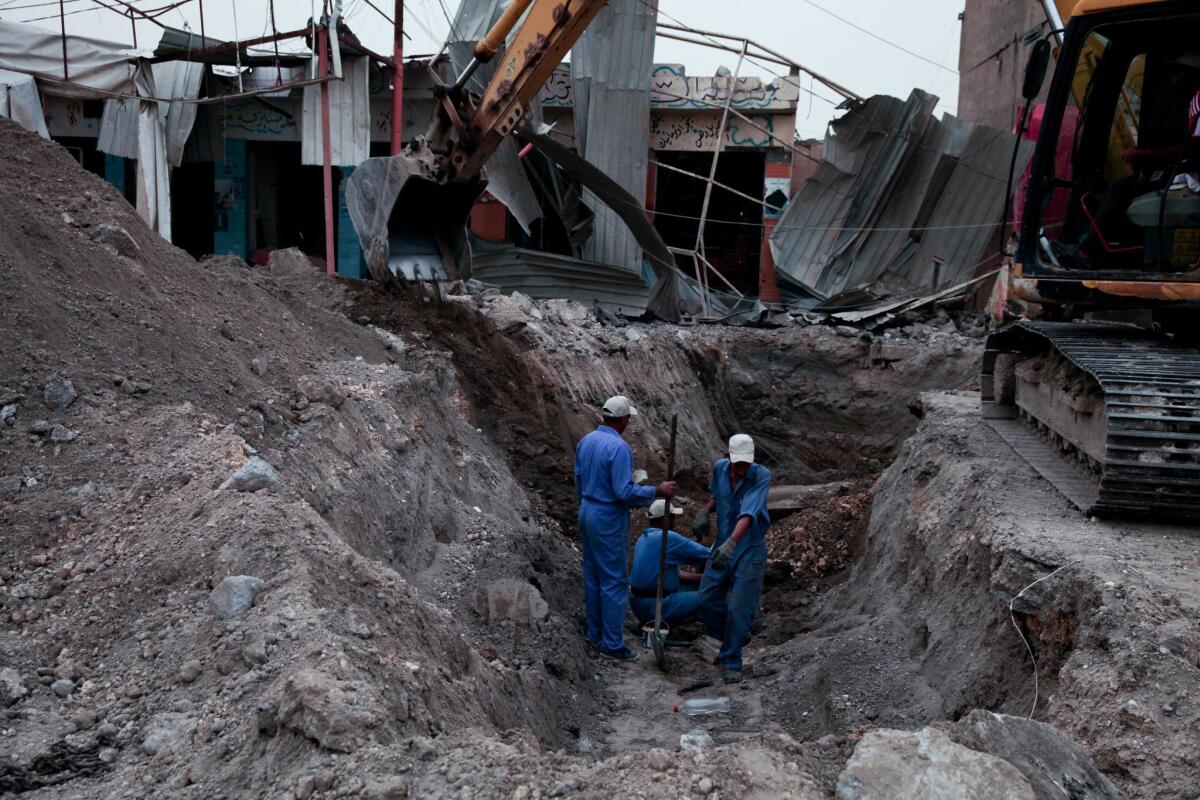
[[569, 0, 658, 272], [769, 90, 1034, 301]]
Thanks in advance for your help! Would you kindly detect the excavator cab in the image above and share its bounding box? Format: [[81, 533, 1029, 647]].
[[1015, 1, 1200, 291], [983, 1, 1200, 521]]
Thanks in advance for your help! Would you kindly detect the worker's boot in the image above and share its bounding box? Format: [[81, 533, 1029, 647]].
[[598, 644, 640, 662], [722, 668, 743, 684]]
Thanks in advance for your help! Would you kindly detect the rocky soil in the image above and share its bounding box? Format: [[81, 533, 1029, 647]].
[[2, 115, 1194, 799]]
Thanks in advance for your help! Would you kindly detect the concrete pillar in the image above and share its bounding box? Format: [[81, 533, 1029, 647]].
[[213, 139, 248, 258]]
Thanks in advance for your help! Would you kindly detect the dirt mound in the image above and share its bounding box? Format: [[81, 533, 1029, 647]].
[[0, 118, 600, 796], [750, 392, 1200, 798]]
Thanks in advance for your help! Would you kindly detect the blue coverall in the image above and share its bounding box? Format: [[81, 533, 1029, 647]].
[[697, 459, 772, 671], [628, 528, 711, 626], [574, 425, 657, 651]]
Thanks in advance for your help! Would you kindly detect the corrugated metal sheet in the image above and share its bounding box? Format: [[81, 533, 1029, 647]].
[[446, 0, 542, 233], [471, 244, 649, 316], [887, 126, 1035, 288], [769, 91, 1031, 300], [569, 0, 656, 272], [152, 60, 204, 167], [98, 97, 139, 159], [301, 55, 369, 167]]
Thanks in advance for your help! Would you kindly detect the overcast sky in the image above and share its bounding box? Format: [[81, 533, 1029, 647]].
[[3, 0, 964, 139]]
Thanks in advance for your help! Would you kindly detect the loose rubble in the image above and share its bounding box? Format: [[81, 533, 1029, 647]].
[[0, 115, 1194, 798]]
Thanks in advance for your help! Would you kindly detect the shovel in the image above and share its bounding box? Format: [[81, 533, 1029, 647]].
[[652, 414, 678, 672]]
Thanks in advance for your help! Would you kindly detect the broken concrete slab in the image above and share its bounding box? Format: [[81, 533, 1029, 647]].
[[836, 727, 1036, 800], [475, 578, 549, 626], [941, 711, 1123, 800]]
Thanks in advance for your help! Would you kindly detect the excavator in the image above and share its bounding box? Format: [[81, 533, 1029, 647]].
[[982, 0, 1200, 519], [343, 0, 612, 284]]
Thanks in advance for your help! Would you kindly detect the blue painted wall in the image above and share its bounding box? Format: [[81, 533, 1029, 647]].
[[103, 154, 125, 196], [213, 140, 248, 257], [337, 167, 366, 278]]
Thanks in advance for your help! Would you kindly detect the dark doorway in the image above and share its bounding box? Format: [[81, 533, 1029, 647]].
[[248, 142, 330, 264], [171, 161, 215, 258], [653, 150, 765, 293]]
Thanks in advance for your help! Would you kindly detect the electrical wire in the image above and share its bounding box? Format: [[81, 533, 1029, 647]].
[[640, 0, 845, 108], [797, 0, 959, 76]]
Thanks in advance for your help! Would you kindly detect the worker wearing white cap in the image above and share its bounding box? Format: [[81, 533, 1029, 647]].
[[574, 395, 676, 661], [692, 433, 771, 683], [627, 499, 711, 628]]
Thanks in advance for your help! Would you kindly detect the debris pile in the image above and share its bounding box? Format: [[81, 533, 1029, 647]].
[[766, 482, 872, 585], [2, 117, 1195, 798]]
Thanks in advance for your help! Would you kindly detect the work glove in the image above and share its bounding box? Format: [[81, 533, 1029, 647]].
[[691, 512, 711, 540], [709, 538, 737, 570]]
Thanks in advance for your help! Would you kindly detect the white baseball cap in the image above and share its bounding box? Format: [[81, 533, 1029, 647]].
[[728, 433, 755, 464], [648, 498, 683, 518], [602, 395, 638, 418]]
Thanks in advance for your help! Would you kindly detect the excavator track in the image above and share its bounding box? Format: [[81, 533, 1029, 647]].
[[982, 320, 1200, 520]]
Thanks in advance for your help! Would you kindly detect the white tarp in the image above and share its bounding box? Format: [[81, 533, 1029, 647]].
[[154, 61, 205, 167], [0, 68, 49, 138], [0, 19, 145, 99], [102, 61, 204, 167], [301, 56, 369, 167]]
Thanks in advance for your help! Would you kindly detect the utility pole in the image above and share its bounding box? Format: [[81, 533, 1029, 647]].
[[319, 21, 336, 276], [58, 0, 69, 81], [390, 0, 404, 155]]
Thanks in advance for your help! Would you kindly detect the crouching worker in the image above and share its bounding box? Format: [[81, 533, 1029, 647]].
[[629, 499, 712, 627], [694, 434, 771, 684]]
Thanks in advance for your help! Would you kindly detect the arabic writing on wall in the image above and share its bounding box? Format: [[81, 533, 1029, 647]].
[[650, 113, 777, 151], [538, 64, 799, 111]]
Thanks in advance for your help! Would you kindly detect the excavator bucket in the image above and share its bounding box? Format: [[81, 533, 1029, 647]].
[[345, 153, 485, 284]]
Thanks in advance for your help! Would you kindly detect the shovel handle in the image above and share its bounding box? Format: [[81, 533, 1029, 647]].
[[654, 414, 678, 635]]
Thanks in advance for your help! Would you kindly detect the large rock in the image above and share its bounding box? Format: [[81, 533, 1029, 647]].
[[275, 669, 380, 753], [297, 375, 347, 410], [90, 223, 140, 258], [141, 712, 197, 756], [942, 711, 1124, 800], [836, 727, 1036, 800], [474, 579, 549, 626], [219, 457, 280, 493], [43, 376, 76, 413], [0, 668, 27, 706], [209, 575, 265, 619]]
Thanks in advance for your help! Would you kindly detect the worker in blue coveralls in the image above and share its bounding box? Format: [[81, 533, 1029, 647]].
[[693, 433, 772, 684], [628, 498, 711, 627], [575, 395, 676, 662]]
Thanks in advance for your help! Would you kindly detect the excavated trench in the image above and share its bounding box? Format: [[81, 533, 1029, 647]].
[[345, 286, 1060, 742], [339, 285, 1194, 797]]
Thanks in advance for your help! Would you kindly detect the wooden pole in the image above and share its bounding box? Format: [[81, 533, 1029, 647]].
[[198, 0, 205, 43], [318, 24, 336, 276], [390, 0, 404, 155], [58, 0, 69, 81], [652, 414, 678, 672]]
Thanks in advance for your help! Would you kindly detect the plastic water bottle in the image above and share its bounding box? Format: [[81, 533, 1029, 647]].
[[680, 697, 730, 716]]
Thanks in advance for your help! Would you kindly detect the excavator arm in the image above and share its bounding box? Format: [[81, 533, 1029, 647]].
[[344, 0, 611, 283]]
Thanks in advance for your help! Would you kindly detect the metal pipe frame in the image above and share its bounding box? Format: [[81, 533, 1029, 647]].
[[655, 23, 860, 101]]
